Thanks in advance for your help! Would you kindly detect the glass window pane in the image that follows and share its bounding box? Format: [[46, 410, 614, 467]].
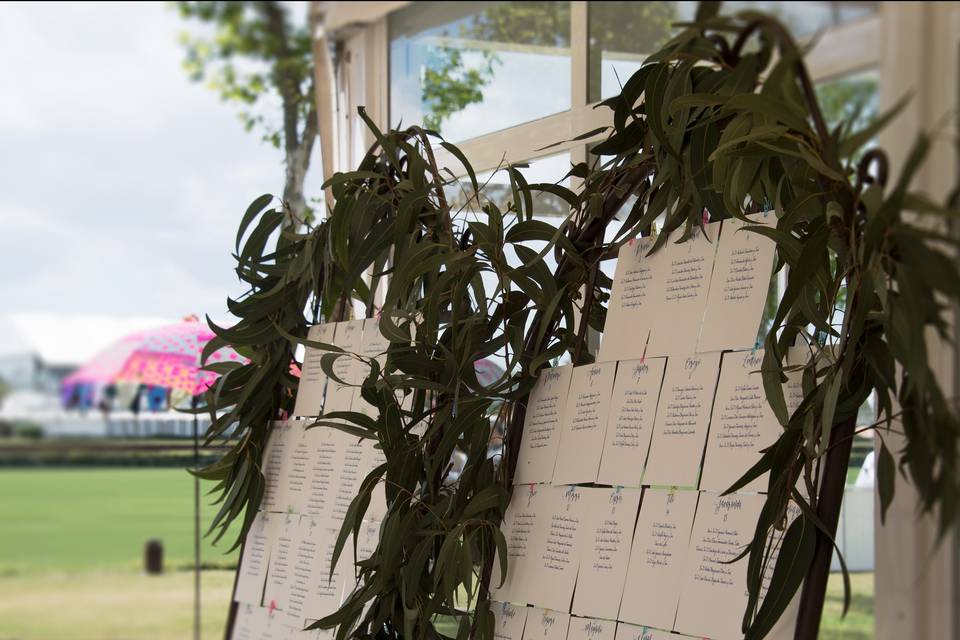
[[389, 2, 571, 142], [815, 69, 879, 134], [588, 2, 879, 102]]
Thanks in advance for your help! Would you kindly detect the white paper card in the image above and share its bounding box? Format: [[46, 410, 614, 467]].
[[513, 366, 573, 485], [673, 493, 765, 640], [553, 362, 616, 485], [701, 350, 783, 493], [230, 603, 267, 640], [532, 486, 592, 612], [235, 511, 279, 605], [598, 237, 658, 363], [613, 625, 676, 640], [597, 358, 667, 487], [571, 487, 642, 620], [303, 520, 356, 623], [520, 608, 569, 640], [491, 484, 552, 604], [261, 421, 295, 513], [566, 617, 616, 640], [294, 323, 338, 417], [698, 214, 777, 353], [492, 601, 529, 640], [264, 513, 300, 610], [643, 353, 722, 488], [646, 223, 720, 357], [619, 489, 698, 629], [287, 425, 340, 517]]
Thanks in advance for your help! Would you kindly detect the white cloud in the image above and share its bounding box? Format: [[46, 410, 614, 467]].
[[0, 2, 324, 320]]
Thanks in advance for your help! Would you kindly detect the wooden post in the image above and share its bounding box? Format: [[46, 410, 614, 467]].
[[793, 414, 858, 639], [144, 539, 164, 575]]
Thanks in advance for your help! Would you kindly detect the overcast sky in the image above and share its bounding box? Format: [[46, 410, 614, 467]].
[[0, 2, 321, 321]]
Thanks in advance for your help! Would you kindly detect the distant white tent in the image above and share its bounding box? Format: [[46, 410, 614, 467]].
[[0, 313, 172, 368]]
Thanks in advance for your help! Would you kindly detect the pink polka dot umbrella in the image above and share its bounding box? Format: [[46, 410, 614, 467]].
[[61, 317, 247, 403]]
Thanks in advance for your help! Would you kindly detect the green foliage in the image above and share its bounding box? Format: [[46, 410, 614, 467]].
[[201, 7, 960, 640]]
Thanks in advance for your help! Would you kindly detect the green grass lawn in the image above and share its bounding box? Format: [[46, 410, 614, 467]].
[[0, 569, 235, 640], [0, 468, 239, 574], [822, 571, 875, 639], [0, 467, 874, 638]]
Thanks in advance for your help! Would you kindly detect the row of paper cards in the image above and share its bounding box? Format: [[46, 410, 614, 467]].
[[514, 347, 806, 490], [600, 213, 778, 361], [491, 486, 799, 640], [232, 511, 381, 636], [259, 420, 387, 521], [293, 317, 391, 419]]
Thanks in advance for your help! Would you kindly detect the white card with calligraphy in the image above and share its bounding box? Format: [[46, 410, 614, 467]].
[[490, 483, 553, 605], [527, 486, 591, 612], [513, 366, 574, 485], [673, 493, 765, 640], [566, 617, 616, 640], [642, 352, 722, 488], [235, 511, 280, 606], [612, 622, 681, 640], [553, 362, 617, 485], [520, 607, 570, 640], [619, 489, 698, 630], [294, 323, 338, 418], [597, 358, 667, 487], [698, 213, 777, 353], [261, 421, 295, 513], [571, 487, 642, 620], [645, 223, 720, 357], [323, 319, 365, 414], [701, 349, 783, 493], [598, 236, 658, 363], [492, 601, 529, 640]]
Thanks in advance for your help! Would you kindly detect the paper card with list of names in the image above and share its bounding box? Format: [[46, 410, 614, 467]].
[[528, 485, 592, 612], [552, 362, 617, 485], [598, 236, 658, 363], [612, 623, 681, 640], [596, 358, 667, 487], [566, 617, 616, 640], [490, 483, 552, 605], [618, 489, 699, 630], [286, 425, 340, 517], [645, 222, 720, 357], [263, 512, 299, 611], [260, 421, 295, 513], [697, 213, 777, 353], [492, 601, 529, 640], [520, 608, 570, 640], [700, 349, 782, 493], [513, 366, 573, 485], [280, 516, 323, 629], [673, 492, 766, 640], [323, 319, 365, 414], [302, 519, 356, 623], [758, 501, 804, 640], [230, 603, 265, 640], [642, 352, 722, 488], [571, 487, 641, 620], [235, 511, 280, 605], [785, 345, 813, 416], [294, 323, 338, 417]]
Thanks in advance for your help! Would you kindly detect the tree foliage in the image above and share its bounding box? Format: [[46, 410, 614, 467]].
[[198, 6, 960, 640], [176, 1, 318, 221]]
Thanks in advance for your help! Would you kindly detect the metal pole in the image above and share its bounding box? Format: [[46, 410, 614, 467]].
[[193, 396, 201, 640]]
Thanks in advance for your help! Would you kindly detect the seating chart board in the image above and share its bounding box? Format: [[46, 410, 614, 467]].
[[229, 216, 803, 640]]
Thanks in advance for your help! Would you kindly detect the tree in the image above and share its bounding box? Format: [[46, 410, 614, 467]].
[[176, 1, 318, 222]]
